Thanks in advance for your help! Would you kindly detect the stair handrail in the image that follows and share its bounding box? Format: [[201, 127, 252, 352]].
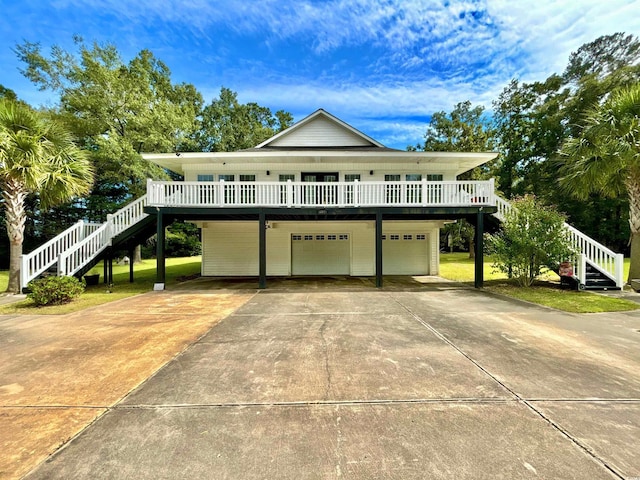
[[493, 196, 624, 288], [20, 220, 102, 290], [58, 194, 149, 277]]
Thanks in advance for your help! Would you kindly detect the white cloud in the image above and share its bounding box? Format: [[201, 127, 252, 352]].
[[19, 0, 640, 148]]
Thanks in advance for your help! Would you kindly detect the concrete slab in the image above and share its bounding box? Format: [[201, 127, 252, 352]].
[[0, 292, 252, 479], [531, 401, 640, 479], [0, 407, 105, 480], [123, 311, 507, 405], [231, 290, 404, 315], [25, 403, 615, 480], [391, 290, 640, 399], [10, 278, 640, 480]]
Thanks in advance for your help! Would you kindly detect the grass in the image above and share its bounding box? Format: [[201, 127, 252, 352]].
[[0, 257, 201, 315], [1, 253, 637, 314], [439, 252, 639, 313]]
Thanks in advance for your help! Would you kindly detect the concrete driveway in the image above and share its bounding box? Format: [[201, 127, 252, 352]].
[[4, 278, 640, 479]]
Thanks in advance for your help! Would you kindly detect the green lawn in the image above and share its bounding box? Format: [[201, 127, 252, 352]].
[[439, 252, 638, 313], [1, 254, 637, 314], [0, 257, 201, 315]]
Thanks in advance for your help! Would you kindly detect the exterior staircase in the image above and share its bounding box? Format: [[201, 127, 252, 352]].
[[20, 195, 150, 291], [494, 197, 624, 290]]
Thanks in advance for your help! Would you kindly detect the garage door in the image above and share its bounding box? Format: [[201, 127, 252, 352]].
[[291, 233, 350, 275], [383, 233, 429, 274]]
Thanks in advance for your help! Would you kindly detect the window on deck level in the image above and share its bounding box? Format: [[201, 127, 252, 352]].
[[197, 174, 214, 182]]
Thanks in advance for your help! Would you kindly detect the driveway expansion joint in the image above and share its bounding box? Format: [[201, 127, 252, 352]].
[[390, 293, 628, 480]]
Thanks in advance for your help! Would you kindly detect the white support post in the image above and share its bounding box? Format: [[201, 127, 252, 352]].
[[147, 178, 153, 204], [286, 179, 293, 208], [219, 179, 225, 207], [422, 178, 427, 207], [106, 214, 114, 245], [578, 253, 587, 289], [354, 179, 360, 207], [488, 178, 495, 206], [20, 255, 28, 291], [615, 253, 625, 289], [58, 252, 67, 276]]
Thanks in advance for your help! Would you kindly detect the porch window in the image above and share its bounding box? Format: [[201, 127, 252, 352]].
[[197, 175, 215, 203], [426, 174, 443, 203], [239, 174, 256, 204], [344, 174, 360, 204], [385, 174, 401, 204], [279, 174, 295, 204], [406, 174, 422, 204], [219, 175, 235, 203]]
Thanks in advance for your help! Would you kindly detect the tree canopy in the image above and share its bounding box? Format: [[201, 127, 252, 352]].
[[15, 38, 204, 220], [197, 87, 293, 152]]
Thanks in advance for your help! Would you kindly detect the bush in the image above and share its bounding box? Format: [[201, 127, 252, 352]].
[[487, 195, 575, 287], [27, 276, 85, 306]]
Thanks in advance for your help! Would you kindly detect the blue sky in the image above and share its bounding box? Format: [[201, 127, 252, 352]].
[[1, 0, 639, 149]]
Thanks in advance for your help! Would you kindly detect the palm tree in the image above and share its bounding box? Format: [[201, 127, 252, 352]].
[[559, 83, 640, 282], [0, 99, 94, 293]]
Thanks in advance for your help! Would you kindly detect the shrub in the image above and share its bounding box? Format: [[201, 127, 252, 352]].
[[27, 276, 85, 306], [487, 195, 575, 287]]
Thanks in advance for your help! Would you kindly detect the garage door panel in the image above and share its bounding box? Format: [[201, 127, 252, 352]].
[[292, 234, 350, 275], [383, 233, 429, 275]]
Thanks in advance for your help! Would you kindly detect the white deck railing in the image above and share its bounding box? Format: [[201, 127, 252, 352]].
[[147, 179, 496, 208], [493, 197, 624, 288], [20, 195, 149, 289]]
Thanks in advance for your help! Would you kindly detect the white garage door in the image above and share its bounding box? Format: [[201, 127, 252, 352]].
[[291, 233, 350, 275], [202, 223, 259, 276], [383, 233, 429, 274]]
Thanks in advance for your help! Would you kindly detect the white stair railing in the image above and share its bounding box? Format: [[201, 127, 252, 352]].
[[21, 195, 149, 289], [20, 221, 102, 290], [493, 196, 624, 288]]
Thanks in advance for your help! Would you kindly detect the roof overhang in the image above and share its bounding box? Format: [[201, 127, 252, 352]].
[[143, 151, 498, 177]]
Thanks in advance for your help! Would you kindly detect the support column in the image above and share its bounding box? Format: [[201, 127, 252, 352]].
[[108, 254, 113, 286], [474, 210, 484, 288], [258, 212, 267, 289], [375, 211, 383, 288], [155, 211, 166, 290], [103, 256, 108, 284], [128, 246, 135, 283]]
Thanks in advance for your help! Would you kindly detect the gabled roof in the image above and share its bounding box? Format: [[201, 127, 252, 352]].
[[254, 109, 386, 149]]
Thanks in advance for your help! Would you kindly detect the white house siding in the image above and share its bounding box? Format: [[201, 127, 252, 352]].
[[268, 116, 374, 147], [200, 220, 440, 277]]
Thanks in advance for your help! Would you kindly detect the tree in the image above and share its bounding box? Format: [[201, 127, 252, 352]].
[[0, 85, 18, 101], [197, 87, 293, 152], [417, 100, 496, 156], [415, 101, 496, 257], [0, 99, 93, 293], [487, 196, 574, 287], [559, 83, 640, 282], [15, 38, 203, 220], [492, 33, 640, 252]]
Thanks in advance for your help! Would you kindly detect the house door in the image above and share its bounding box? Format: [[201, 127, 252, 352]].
[[301, 172, 338, 205], [291, 233, 350, 275]]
